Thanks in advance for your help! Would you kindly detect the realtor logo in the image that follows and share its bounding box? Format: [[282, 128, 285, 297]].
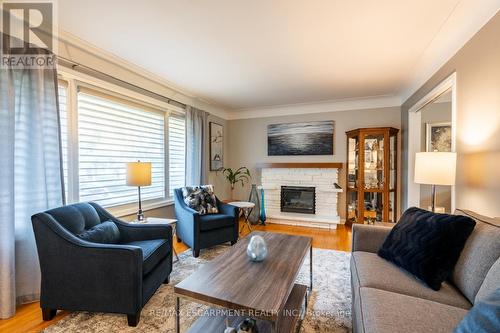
[[1, 0, 57, 69]]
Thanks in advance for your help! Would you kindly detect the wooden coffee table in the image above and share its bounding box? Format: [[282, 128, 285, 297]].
[[174, 231, 313, 333]]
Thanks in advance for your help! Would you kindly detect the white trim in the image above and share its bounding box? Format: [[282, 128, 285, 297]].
[[109, 199, 174, 218], [407, 73, 457, 212], [227, 95, 401, 120], [58, 67, 185, 114]]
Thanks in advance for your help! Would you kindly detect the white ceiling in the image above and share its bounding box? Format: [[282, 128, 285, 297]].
[[58, 0, 500, 112]]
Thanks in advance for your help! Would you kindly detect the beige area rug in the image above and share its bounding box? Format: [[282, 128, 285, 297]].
[[43, 245, 352, 332]]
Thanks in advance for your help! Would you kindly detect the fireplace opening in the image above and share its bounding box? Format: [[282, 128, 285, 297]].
[[281, 186, 316, 214]]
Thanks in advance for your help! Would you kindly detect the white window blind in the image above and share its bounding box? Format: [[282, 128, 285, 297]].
[[58, 84, 69, 201], [168, 113, 186, 195], [77, 90, 166, 207]]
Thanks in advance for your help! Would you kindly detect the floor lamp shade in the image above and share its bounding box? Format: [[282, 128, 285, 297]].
[[126, 162, 152, 186], [414, 152, 457, 186]]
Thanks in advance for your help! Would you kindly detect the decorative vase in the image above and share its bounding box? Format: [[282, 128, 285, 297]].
[[259, 187, 267, 225], [248, 184, 260, 224], [246, 235, 268, 262]]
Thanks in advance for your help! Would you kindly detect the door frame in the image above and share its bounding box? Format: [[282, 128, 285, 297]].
[[407, 72, 457, 212]]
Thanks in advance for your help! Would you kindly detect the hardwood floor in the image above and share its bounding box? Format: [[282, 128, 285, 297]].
[[0, 221, 351, 333]]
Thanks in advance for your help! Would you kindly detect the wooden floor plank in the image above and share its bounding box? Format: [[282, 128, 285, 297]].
[[0, 220, 351, 333]]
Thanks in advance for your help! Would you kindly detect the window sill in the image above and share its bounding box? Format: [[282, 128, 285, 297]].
[[108, 199, 174, 218]]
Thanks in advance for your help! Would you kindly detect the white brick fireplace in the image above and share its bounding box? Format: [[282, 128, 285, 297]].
[[261, 167, 343, 229]]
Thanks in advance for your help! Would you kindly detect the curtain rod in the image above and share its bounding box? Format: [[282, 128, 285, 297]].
[[57, 56, 187, 109]]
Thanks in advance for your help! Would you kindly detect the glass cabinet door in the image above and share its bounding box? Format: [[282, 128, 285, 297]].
[[346, 128, 399, 224], [347, 135, 359, 223], [364, 192, 383, 223], [362, 134, 385, 190], [347, 136, 359, 189], [389, 134, 397, 222]]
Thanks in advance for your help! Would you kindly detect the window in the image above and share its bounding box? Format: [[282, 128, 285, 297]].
[[168, 113, 186, 195], [57, 80, 186, 210]]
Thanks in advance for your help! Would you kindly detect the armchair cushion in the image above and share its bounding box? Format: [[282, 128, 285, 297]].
[[122, 239, 170, 276], [77, 221, 120, 244], [198, 213, 235, 231], [182, 185, 219, 215], [45, 203, 101, 234]]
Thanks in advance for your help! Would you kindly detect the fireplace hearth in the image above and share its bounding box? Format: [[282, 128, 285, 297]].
[[281, 186, 316, 214]]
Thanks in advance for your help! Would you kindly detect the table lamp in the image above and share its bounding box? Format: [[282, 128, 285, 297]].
[[126, 161, 151, 221], [414, 152, 456, 212]]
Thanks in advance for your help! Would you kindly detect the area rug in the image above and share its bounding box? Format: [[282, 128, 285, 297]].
[[43, 246, 352, 332]]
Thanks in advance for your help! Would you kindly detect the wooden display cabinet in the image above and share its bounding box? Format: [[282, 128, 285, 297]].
[[346, 127, 399, 223]]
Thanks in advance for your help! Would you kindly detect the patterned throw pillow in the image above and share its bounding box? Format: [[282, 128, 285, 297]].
[[181, 185, 219, 215]]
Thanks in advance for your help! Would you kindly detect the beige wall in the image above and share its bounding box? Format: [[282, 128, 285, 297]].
[[227, 107, 401, 220], [402, 12, 500, 217]]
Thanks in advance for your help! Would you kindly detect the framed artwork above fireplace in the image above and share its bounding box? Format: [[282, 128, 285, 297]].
[[267, 120, 334, 156]]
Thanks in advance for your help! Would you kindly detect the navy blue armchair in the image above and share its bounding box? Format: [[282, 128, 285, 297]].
[[31, 202, 172, 327], [173, 188, 239, 257]]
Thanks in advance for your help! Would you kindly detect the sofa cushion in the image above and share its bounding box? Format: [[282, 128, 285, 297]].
[[454, 288, 500, 333], [123, 239, 170, 275], [182, 185, 219, 215], [359, 287, 468, 333], [451, 209, 500, 304], [475, 257, 500, 303], [77, 220, 120, 244], [198, 214, 234, 231], [351, 251, 471, 309], [378, 207, 476, 290]]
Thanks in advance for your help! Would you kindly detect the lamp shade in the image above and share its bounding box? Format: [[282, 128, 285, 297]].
[[126, 162, 152, 186], [414, 152, 456, 186]]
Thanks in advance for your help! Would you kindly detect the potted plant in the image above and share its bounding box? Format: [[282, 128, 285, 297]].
[[222, 167, 251, 199]]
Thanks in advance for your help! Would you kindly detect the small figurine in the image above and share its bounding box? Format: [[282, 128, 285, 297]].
[[237, 318, 259, 333]]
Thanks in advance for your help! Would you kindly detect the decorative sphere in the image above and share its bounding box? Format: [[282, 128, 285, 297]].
[[246, 235, 268, 262]]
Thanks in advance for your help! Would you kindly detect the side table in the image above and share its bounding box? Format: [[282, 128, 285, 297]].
[[129, 217, 179, 262], [227, 201, 255, 234]]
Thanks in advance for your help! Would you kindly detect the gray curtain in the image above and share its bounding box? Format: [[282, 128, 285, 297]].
[[0, 51, 64, 318], [185, 106, 209, 186]]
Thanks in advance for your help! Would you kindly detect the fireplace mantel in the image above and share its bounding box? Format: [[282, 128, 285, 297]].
[[256, 162, 343, 169]]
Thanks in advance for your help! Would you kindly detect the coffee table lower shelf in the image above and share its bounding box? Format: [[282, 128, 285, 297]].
[[186, 284, 308, 333]]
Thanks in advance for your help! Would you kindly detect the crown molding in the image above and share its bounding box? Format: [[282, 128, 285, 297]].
[[56, 30, 231, 119], [226, 95, 401, 120], [400, 1, 500, 104]]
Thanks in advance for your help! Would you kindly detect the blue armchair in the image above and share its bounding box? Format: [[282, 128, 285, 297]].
[[31, 202, 172, 327], [173, 188, 239, 257]]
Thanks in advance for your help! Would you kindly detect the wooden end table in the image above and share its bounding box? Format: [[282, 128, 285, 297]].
[[174, 231, 313, 332], [129, 217, 179, 262]]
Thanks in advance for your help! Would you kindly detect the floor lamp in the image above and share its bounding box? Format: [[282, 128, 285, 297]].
[[414, 152, 456, 213], [127, 161, 152, 221]]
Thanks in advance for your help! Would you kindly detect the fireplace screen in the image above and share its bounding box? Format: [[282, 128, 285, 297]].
[[281, 186, 316, 214]]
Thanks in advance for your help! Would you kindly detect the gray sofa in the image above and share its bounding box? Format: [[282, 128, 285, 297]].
[[351, 209, 500, 333]]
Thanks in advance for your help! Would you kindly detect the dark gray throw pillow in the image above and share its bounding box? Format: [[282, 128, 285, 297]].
[[378, 207, 476, 291], [77, 220, 120, 244]]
